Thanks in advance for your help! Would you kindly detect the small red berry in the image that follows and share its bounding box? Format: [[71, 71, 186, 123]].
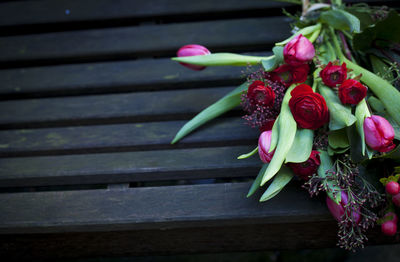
[[382, 220, 397, 236], [386, 181, 400, 195], [392, 193, 400, 207]]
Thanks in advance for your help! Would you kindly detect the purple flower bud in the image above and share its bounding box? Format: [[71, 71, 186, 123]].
[[283, 34, 315, 66], [326, 191, 361, 224], [176, 44, 211, 71], [363, 115, 396, 153], [258, 131, 275, 163]]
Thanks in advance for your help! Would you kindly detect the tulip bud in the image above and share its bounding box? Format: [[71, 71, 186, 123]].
[[326, 191, 361, 224], [258, 131, 275, 163], [363, 115, 396, 153], [287, 150, 320, 180], [283, 34, 315, 66], [319, 62, 347, 87], [176, 44, 211, 71], [382, 220, 397, 236]]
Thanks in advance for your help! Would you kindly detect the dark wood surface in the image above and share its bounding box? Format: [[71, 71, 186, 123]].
[[0, 0, 398, 260]]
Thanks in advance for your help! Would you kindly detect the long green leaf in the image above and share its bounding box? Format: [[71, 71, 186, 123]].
[[172, 53, 272, 66], [285, 129, 313, 163], [247, 164, 268, 198], [355, 99, 373, 158], [171, 82, 248, 144], [318, 151, 341, 204], [261, 85, 297, 186], [318, 84, 357, 130], [260, 166, 294, 202]]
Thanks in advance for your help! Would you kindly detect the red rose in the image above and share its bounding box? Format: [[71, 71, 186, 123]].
[[247, 80, 275, 107], [338, 79, 367, 105], [289, 84, 329, 130], [320, 62, 347, 87], [287, 150, 321, 180], [283, 34, 315, 66], [270, 64, 309, 87]]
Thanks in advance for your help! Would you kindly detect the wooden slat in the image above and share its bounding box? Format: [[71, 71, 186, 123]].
[[0, 118, 258, 156], [0, 182, 332, 234], [0, 17, 290, 65], [0, 0, 290, 27], [0, 52, 271, 97], [0, 146, 260, 187], [0, 87, 239, 128]]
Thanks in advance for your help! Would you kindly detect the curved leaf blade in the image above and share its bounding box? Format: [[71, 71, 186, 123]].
[[172, 53, 271, 66], [171, 82, 248, 144], [285, 129, 313, 163], [247, 164, 268, 198], [260, 166, 294, 202]]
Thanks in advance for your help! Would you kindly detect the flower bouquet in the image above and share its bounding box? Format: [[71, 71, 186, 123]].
[[170, 0, 400, 250]]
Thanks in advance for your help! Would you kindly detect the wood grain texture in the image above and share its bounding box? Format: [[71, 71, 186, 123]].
[[0, 87, 240, 128], [0, 182, 333, 234], [0, 52, 269, 98], [0, 146, 261, 187], [0, 17, 290, 66], [0, 118, 258, 156], [0, 0, 291, 27]]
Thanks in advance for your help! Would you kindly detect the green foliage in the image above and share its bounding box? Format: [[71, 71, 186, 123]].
[[247, 164, 268, 198], [318, 151, 341, 204], [320, 9, 361, 33], [318, 84, 356, 130], [237, 146, 259, 160], [353, 10, 400, 51], [171, 83, 248, 144], [328, 128, 349, 149], [172, 53, 270, 66], [260, 166, 294, 202], [285, 129, 313, 163], [261, 85, 297, 186]]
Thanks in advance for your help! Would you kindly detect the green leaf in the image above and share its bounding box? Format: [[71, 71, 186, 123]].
[[328, 146, 349, 156], [172, 53, 272, 66], [320, 9, 361, 33], [272, 46, 284, 64], [370, 55, 394, 82], [318, 151, 341, 204], [328, 128, 349, 149], [261, 85, 297, 186], [269, 116, 280, 153], [318, 84, 357, 130], [261, 56, 278, 72], [238, 146, 259, 160], [275, 23, 322, 46], [260, 166, 294, 202], [247, 164, 268, 198], [355, 99, 372, 157], [353, 10, 400, 51], [171, 82, 248, 144], [285, 129, 313, 163], [368, 96, 385, 113]]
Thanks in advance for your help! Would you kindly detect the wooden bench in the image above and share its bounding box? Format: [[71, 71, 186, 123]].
[[0, 0, 399, 260]]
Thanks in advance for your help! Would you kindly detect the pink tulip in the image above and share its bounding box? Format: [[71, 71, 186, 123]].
[[363, 115, 396, 153], [176, 44, 211, 71], [326, 191, 361, 224], [258, 131, 275, 163], [283, 34, 315, 66]]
